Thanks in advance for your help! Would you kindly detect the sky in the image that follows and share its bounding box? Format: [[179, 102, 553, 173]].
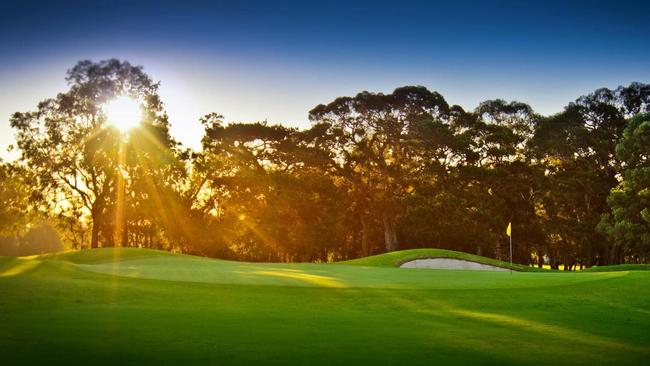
[[1, 0, 649, 159]]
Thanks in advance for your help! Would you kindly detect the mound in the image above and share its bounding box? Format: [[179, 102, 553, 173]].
[[340, 248, 543, 272], [584, 264, 650, 272], [31, 247, 178, 264], [16, 248, 612, 291]]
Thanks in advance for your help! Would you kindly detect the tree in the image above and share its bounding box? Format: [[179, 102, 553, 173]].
[[10, 59, 171, 248], [309, 86, 451, 253], [0, 161, 33, 237], [598, 113, 650, 263], [471, 99, 536, 165], [6, 64, 650, 266], [195, 114, 349, 261], [531, 83, 650, 265]]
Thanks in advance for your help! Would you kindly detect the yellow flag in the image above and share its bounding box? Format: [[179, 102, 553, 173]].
[[506, 222, 511, 237]]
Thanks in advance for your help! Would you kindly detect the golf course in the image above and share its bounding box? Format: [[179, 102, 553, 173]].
[[3, 2, 650, 365], [1, 248, 649, 365]]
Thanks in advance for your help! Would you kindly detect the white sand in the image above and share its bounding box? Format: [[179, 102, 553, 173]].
[[399, 258, 510, 271]]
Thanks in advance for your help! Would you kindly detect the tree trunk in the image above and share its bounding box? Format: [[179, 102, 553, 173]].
[[90, 209, 100, 249], [360, 214, 370, 256], [549, 251, 559, 270], [90, 222, 99, 248], [382, 212, 398, 252], [121, 214, 128, 246], [609, 244, 619, 265]]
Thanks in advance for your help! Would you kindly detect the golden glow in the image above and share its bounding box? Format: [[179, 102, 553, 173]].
[[104, 96, 142, 131], [252, 269, 347, 288], [0, 258, 40, 277]]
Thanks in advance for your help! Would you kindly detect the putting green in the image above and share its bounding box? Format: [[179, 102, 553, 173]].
[[72, 249, 622, 290], [1, 248, 649, 365]]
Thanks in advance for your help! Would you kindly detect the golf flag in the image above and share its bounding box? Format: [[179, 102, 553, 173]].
[[506, 222, 511, 237]]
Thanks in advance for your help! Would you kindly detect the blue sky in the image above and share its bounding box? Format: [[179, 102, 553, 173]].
[[1, 0, 649, 158]]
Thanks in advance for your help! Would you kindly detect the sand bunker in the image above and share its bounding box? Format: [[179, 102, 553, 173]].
[[400, 258, 510, 271]]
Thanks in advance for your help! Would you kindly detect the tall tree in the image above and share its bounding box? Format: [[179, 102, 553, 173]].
[[531, 82, 650, 265], [196, 114, 348, 261], [10, 59, 171, 248], [309, 86, 451, 253], [598, 112, 650, 263]]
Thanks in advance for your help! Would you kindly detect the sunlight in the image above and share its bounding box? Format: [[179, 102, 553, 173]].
[[252, 269, 347, 288], [0, 258, 40, 277], [104, 95, 142, 131]]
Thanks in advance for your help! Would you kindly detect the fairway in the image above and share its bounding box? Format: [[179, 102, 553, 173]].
[[1, 248, 649, 366]]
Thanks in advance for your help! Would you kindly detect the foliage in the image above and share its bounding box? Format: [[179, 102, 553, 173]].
[[598, 113, 650, 262], [0, 161, 33, 237], [9, 59, 184, 250], [5, 59, 650, 266], [0, 222, 63, 256]]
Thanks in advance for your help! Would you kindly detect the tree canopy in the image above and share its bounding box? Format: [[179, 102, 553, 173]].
[[4, 59, 650, 267]]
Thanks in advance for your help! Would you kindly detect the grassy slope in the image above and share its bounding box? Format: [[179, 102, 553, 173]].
[[585, 264, 650, 272], [341, 248, 545, 271], [31, 246, 178, 263], [1, 248, 649, 366]]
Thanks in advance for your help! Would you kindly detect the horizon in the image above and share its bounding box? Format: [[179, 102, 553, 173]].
[[2, 0, 650, 160]]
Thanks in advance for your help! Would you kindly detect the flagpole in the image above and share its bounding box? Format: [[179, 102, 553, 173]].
[[509, 229, 513, 275]]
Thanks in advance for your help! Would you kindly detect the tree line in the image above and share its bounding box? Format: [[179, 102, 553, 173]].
[[1, 59, 648, 268]]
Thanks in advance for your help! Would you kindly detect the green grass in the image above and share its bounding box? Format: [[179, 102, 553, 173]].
[[1, 248, 649, 365], [30, 246, 178, 263], [584, 264, 650, 272], [341, 248, 545, 271]]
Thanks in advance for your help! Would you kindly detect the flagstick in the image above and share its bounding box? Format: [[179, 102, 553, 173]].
[[509, 231, 513, 275]]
